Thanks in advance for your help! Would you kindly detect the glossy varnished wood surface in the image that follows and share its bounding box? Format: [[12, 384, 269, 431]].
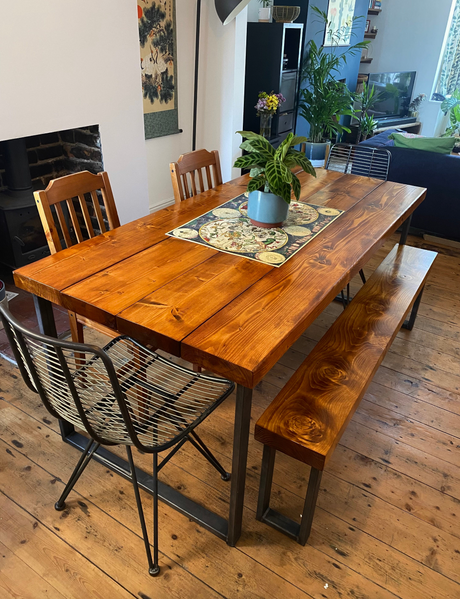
[[14, 170, 426, 387], [182, 183, 426, 386], [254, 244, 437, 471]]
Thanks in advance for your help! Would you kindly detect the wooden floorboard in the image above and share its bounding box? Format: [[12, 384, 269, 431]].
[[0, 233, 459, 598]]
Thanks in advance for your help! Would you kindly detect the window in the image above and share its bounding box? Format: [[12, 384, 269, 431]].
[[433, 0, 460, 99]]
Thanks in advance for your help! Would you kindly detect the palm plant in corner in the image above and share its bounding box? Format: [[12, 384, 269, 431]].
[[299, 6, 369, 165], [233, 131, 316, 228]]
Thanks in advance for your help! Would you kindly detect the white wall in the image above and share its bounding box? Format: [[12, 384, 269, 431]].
[[145, 0, 248, 211], [0, 0, 249, 218], [0, 0, 149, 225], [360, 0, 453, 136], [144, 0, 195, 211], [197, 2, 248, 183]]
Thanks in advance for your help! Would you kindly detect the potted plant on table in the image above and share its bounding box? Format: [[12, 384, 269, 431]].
[[299, 7, 369, 165], [233, 131, 316, 228]]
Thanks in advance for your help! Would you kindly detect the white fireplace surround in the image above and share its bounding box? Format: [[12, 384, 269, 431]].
[[0, 1, 248, 222]]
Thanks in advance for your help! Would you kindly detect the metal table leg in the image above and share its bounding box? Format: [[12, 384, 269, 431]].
[[32, 295, 253, 545], [399, 215, 412, 245], [228, 384, 253, 546]]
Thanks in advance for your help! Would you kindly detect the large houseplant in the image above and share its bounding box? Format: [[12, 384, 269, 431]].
[[299, 7, 369, 164], [233, 131, 316, 228]]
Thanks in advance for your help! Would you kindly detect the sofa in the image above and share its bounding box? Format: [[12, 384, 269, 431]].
[[360, 129, 460, 242]]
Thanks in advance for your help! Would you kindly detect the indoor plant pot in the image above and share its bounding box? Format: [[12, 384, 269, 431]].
[[247, 190, 289, 228], [303, 141, 331, 167], [258, 6, 272, 22], [233, 131, 316, 228]]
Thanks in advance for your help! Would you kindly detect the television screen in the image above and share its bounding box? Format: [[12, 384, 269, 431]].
[[367, 71, 416, 121]]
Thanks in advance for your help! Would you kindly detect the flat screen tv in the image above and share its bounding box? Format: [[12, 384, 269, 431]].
[[367, 71, 416, 121]]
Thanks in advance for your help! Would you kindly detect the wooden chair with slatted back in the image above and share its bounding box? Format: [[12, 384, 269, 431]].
[[170, 149, 222, 203], [34, 170, 121, 344]]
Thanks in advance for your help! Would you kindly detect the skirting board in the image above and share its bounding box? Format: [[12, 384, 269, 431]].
[[149, 197, 175, 214], [423, 234, 460, 249]]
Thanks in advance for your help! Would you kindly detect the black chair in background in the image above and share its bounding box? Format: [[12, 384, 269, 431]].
[[326, 143, 392, 305]]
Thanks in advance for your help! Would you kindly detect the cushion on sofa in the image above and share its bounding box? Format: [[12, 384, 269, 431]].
[[389, 133, 456, 154]]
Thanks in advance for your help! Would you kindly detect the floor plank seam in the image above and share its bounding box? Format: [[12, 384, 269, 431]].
[[0, 489, 140, 599]]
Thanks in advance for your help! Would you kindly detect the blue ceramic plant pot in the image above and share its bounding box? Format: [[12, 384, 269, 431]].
[[247, 190, 289, 228]]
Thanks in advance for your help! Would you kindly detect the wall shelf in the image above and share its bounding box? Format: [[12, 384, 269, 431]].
[[364, 33, 377, 39], [368, 8, 381, 16], [360, 57, 373, 64]]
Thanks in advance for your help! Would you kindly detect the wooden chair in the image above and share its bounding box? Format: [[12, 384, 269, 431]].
[[34, 171, 121, 343], [170, 149, 222, 203]]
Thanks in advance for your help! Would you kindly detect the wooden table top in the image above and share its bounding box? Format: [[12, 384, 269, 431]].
[[14, 170, 426, 388]]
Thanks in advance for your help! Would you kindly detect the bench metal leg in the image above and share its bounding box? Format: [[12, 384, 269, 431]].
[[256, 445, 276, 520], [256, 444, 322, 545], [399, 215, 412, 245], [298, 468, 323, 545], [402, 285, 425, 331]]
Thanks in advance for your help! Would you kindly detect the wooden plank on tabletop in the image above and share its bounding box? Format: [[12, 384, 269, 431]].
[[61, 238, 218, 329], [182, 183, 427, 386], [12, 180, 251, 299], [12, 171, 366, 303], [116, 252, 272, 354]]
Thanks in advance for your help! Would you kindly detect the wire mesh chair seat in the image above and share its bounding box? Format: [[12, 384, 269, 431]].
[[0, 306, 234, 576], [326, 143, 391, 181]]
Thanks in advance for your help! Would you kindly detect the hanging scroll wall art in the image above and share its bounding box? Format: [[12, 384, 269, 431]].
[[138, 0, 180, 139]]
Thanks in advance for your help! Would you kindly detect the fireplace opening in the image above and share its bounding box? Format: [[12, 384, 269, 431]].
[[0, 125, 103, 269]]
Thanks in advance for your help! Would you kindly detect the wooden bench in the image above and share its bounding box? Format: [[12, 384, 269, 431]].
[[254, 243, 437, 545]]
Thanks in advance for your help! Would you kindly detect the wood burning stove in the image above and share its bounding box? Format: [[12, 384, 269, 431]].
[[0, 139, 50, 268]]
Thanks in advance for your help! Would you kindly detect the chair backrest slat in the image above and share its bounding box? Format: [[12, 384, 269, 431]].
[[170, 149, 222, 203], [90, 190, 107, 233], [66, 198, 85, 244], [189, 170, 198, 197], [54, 203, 72, 250], [78, 194, 95, 238], [34, 170, 119, 254]]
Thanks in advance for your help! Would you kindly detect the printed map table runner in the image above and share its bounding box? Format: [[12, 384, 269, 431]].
[[166, 194, 343, 267]]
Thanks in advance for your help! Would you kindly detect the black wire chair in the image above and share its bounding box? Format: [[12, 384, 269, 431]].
[[326, 143, 392, 306], [0, 305, 234, 576], [326, 143, 392, 181]]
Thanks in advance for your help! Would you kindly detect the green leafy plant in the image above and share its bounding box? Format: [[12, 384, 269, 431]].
[[298, 7, 369, 143], [233, 132, 316, 204], [441, 90, 460, 137], [258, 0, 272, 7], [359, 113, 378, 140], [354, 81, 380, 141]]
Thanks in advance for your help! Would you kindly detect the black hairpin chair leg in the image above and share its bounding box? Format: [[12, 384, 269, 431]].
[[126, 446, 160, 576], [55, 437, 100, 511]]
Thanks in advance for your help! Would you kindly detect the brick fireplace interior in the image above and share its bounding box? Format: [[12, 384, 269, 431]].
[[0, 125, 104, 361], [0, 125, 103, 270]]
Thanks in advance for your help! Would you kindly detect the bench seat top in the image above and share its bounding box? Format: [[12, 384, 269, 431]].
[[254, 244, 437, 471]]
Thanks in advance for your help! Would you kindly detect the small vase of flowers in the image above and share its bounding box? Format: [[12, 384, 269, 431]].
[[256, 91, 286, 139]]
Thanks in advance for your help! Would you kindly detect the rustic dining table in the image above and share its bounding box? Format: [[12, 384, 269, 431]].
[[13, 168, 426, 547]]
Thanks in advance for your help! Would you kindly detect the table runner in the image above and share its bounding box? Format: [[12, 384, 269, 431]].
[[167, 194, 343, 266]]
